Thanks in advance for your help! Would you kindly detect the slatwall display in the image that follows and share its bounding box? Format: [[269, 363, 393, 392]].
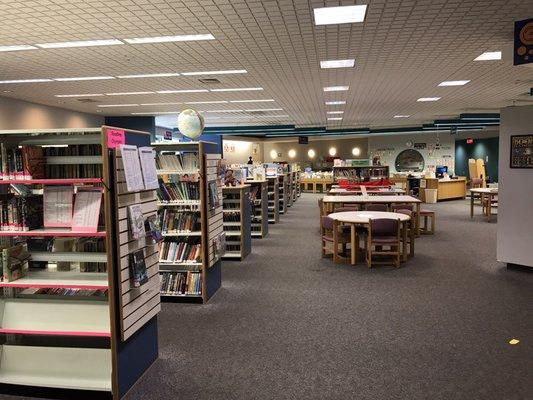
[[205, 153, 224, 268]]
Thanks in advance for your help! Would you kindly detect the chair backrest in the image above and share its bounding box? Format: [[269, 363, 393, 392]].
[[391, 203, 413, 212], [366, 204, 388, 212], [471, 178, 483, 188], [321, 215, 334, 231], [335, 206, 358, 212], [370, 218, 399, 236]]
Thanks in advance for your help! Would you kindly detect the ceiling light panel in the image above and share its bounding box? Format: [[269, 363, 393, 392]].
[[320, 59, 355, 69], [394, 115, 410, 118], [54, 76, 115, 81], [314, 5, 368, 25], [327, 111, 344, 114], [210, 87, 264, 92], [245, 108, 283, 112], [0, 79, 52, 84], [229, 99, 275, 103], [124, 34, 215, 44], [117, 73, 181, 79], [36, 39, 123, 48], [106, 91, 154, 96], [55, 93, 104, 97], [417, 97, 441, 102], [323, 86, 349, 92], [326, 101, 346, 105], [474, 51, 502, 61], [0, 45, 38, 52], [204, 109, 244, 113], [157, 89, 209, 93], [181, 70, 247, 76], [438, 80, 470, 86], [185, 101, 228, 104], [139, 102, 182, 106], [327, 117, 343, 121]]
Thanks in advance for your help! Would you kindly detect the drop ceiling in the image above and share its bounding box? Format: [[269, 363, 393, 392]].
[[0, 0, 532, 129]]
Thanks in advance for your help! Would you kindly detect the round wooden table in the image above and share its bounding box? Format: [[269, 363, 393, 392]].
[[328, 211, 412, 265]]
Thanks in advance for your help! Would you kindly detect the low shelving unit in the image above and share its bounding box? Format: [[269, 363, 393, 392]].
[[266, 176, 280, 224], [247, 180, 269, 238], [222, 185, 251, 261], [278, 173, 288, 215]]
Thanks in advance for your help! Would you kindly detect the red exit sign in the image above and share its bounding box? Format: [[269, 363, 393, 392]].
[[466, 138, 474, 144]]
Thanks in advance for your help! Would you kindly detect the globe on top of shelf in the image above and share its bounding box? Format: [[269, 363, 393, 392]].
[[177, 109, 205, 139]]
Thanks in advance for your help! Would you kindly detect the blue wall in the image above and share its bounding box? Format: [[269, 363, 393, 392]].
[[455, 137, 499, 182]]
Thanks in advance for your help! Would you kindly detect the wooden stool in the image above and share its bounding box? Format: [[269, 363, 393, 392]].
[[419, 209, 435, 234]]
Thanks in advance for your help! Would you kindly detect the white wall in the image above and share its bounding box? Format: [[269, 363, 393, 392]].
[[222, 138, 263, 164], [368, 132, 455, 174], [497, 105, 533, 268], [0, 96, 103, 130]]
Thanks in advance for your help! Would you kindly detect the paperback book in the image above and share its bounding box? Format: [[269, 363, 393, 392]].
[[129, 249, 149, 288]]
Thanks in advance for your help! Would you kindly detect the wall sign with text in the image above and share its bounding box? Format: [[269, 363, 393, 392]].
[[510, 134, 533, 168], [514, 18, 533, 65]]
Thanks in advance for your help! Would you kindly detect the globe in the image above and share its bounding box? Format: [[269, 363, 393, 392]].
[[177, 109, 205, 139]]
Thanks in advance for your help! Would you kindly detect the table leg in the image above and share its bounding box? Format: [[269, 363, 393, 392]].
[[410, 222, 415, 257], [333, 220, 339, 263], [487, 194, 492, 222], [415, 202, 421, 236], [402, 222, 408, 262], [470, 192, 474, 218], [351, 224, 356, 265]]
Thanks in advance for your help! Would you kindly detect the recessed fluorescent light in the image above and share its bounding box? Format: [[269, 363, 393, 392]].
[[36, 39, 123, 49], [417, 97, 441, 102], [139, 102, 182, 106], [320, 59, 356, 69], [55, 93, 104, 97], [0, 45, 38, 52], [131, 111, 180, 115], [204, 109, 243, 113], [325, 101, 346, 105], [327, 111, 344, 114], [323, 86, 349, 92], [156, 89, 209, 94], [97, 104, 139, 108], [181, 69, 247, 76], [474, 51, 501, 61], [229, 99, 275, 103], [124, 34, 215, 44], [245, 108, 283, 112], [185, 100, 228, 104], [327, 117, 343, 121], [54, 76, 115, 82], [210, 87, 263, 92], [106, 91, 154, 96], [438, 80, 470, 87], [394, 115, 410, 118], [314, 5, 367, 25], [117, 73, 180, 79], [0, 79, 52, 84]]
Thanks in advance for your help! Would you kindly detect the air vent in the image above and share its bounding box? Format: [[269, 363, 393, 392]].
[[76, 98, 98, 103], [198, 78, 221, 84]]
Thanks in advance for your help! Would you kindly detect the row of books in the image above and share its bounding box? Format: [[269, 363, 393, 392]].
[[223, 211, 240, 223], [159, 240, 201, 263], [161, 271, 201, 296], [156, 152, 198, 172], [45, 164, 102, 179], [0, 145, 45, 180], [0, 197, 43, 231], [43, 144, 101, 157], [157, 181, 200, 202], [20, 287, 108, 297], [225, 243, 242, 252], [159, 210, 201, 233], [0, 244, 29, 282]]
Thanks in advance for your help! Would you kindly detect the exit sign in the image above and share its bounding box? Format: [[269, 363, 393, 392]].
[[467, 138, 474, 144]]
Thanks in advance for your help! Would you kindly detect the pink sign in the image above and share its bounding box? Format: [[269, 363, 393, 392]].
[[106, 128, 125, 148]]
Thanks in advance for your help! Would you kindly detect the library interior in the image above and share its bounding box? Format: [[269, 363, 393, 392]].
[[0, 1, 532, 399]]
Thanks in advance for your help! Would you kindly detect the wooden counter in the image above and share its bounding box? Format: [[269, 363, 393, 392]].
[[420, 177, 467, 202], [300, 177, 333, 193]]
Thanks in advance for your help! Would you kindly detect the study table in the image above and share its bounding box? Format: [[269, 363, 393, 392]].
[[328, 211, 412, 265], [470, 188, 498, 222], [322, 195, 422, 235], [328, 188, 406, 195]]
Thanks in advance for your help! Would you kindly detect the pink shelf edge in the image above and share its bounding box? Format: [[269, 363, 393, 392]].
[[0, 328, 111, 337], [0, 231, 106, 237], [0, 178, 102, 185], [0, 283, 108, 290]]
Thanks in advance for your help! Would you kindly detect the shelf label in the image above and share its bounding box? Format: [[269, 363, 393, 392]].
[[106, 128, 125, 148]]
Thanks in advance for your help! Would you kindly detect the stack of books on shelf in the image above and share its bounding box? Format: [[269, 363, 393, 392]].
[[159, 239, 201, 263], [156, 152, 198, 172], [20, 287, 108, 298], [159, 210, 201, 233], [0, 144, 45, 180], [157, 181, 200, 203], [223, 211, 240, 223], [161, 271, 201, 296], [44, 144, 102, 179], [0, 196, 43, 231]]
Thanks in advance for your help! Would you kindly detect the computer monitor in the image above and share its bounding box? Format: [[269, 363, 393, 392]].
[[436, 165, 448, 178]]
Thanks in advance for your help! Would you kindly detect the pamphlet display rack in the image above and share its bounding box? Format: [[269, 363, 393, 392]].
[[266, 176, 280, 223], [247, 180, 269, 238], [0, 126, 159, 400], [152, 141, 222, 304], [222, 185, 252, 260]]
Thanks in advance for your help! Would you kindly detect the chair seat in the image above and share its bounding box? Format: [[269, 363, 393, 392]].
[[372, 236, 399, 244], [420, 209, 435, 215], [396, 209, 413, 217], [323, 234, 350, 243]]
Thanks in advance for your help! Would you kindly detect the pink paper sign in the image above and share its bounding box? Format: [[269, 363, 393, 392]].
[[106, 128, 125, 148]]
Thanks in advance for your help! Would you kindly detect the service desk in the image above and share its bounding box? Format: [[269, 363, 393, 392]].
[[301, 177, 333, 193], [420, 177, 467, 202]]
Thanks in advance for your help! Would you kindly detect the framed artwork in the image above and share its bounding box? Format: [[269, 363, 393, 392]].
[[510, 135, 533, 168]]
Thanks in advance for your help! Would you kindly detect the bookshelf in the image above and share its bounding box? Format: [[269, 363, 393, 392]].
[[286, 172, 294, 208], [0, 126, 159, 400], [247, 180, 269, 238], [332, 166, 390, 182], [152, 141, 223, 303], [222, 185, 252, 260], [277, 173, 288, 215], [266, 176, 280, 224]]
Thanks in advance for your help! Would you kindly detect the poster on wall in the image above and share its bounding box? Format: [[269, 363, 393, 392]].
[[510, 134, 533, 168], [514, 18, 533, 66]]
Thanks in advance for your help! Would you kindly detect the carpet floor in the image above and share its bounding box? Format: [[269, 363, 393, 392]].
[[3, 193, 532, 400]]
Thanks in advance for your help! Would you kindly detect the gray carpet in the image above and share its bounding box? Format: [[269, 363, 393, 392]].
[[3, 194, 533, 399]]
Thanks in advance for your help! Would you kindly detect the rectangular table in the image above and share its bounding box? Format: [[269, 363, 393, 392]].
[[328, 188, 406, 195], [322, 195, 423, 235], [470, 188, 498, 222]]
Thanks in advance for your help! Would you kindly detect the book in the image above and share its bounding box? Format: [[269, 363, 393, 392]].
[[129, 249, 148, 287], [71, 187, 103, 233], [43, 186, 74, 227], [2, 244, 30, 282], [128, 204, 146, 240], [145, 214, 163, 243], [208, 181, 220, 210]]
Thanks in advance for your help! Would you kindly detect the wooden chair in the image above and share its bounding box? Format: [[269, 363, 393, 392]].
[[365, 204, 388, 212], [321, 216, 350, 262], [366, 218, 401, 268], [470, 178, 483, 204], [419, 209, 435, 234]]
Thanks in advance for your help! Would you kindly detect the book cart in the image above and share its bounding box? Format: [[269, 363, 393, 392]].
[[247, 180, 269, 238], [266, 176, 280, 224], [0, 126, 160, 400], [152, 141, 222, 304], [222, 185, 251, 261], [278, 173, 289, 215]]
